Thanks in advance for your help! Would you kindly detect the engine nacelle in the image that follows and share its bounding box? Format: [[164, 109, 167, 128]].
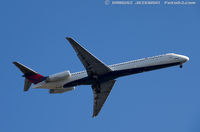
[[46, 70, 71, 82], [49, 87, 75, 94]]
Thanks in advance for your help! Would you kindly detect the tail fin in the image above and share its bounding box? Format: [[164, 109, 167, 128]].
[[13, 62, 46, 91]]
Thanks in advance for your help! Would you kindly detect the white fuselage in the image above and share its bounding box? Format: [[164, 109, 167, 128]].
[[33, 53, 189, 90]]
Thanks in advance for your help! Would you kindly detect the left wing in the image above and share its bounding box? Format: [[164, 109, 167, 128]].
[[92, 80, 116, 117]]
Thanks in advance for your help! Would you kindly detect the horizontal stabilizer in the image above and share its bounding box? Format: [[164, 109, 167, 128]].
[[13, 62, 46, 91], [24, 78, 32, 91], [13, 62, 38, 75]]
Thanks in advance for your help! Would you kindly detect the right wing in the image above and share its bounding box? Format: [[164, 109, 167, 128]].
[[92, 80, 116, 117], [66, 37, 115, 117], [66, 37, 112, 77]]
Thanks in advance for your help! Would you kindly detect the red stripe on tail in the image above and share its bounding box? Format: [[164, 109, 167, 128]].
[[26, 74, 45, 84]]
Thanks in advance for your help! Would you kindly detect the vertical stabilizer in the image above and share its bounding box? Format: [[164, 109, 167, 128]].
[[13, 62, 46, 91]]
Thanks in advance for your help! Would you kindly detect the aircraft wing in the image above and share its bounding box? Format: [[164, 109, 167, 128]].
[[66, 37, 112, 77], [92, 80, 116, 117]]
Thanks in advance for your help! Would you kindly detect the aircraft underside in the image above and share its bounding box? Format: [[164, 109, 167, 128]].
[[64, 61, 181, 88], [13, 37, 189, 117]]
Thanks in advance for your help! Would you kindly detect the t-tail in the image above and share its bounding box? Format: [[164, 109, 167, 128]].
[[13, 62, 46, 91]]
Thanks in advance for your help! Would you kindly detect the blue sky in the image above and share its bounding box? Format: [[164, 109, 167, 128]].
[[1, 0, 200, 132]]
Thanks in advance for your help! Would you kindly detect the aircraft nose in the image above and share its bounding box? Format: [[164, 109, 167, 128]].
[[180, 55, 189, 62]]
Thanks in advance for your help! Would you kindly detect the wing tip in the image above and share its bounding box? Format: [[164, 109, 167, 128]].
[[13, 61, 18, 65], [65, 37, 73, 41], [92, 111, 100, 118], [65, 37, 76, 46]]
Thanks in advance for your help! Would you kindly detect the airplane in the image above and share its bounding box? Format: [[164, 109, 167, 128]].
[[13, 37, 189, 117]]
